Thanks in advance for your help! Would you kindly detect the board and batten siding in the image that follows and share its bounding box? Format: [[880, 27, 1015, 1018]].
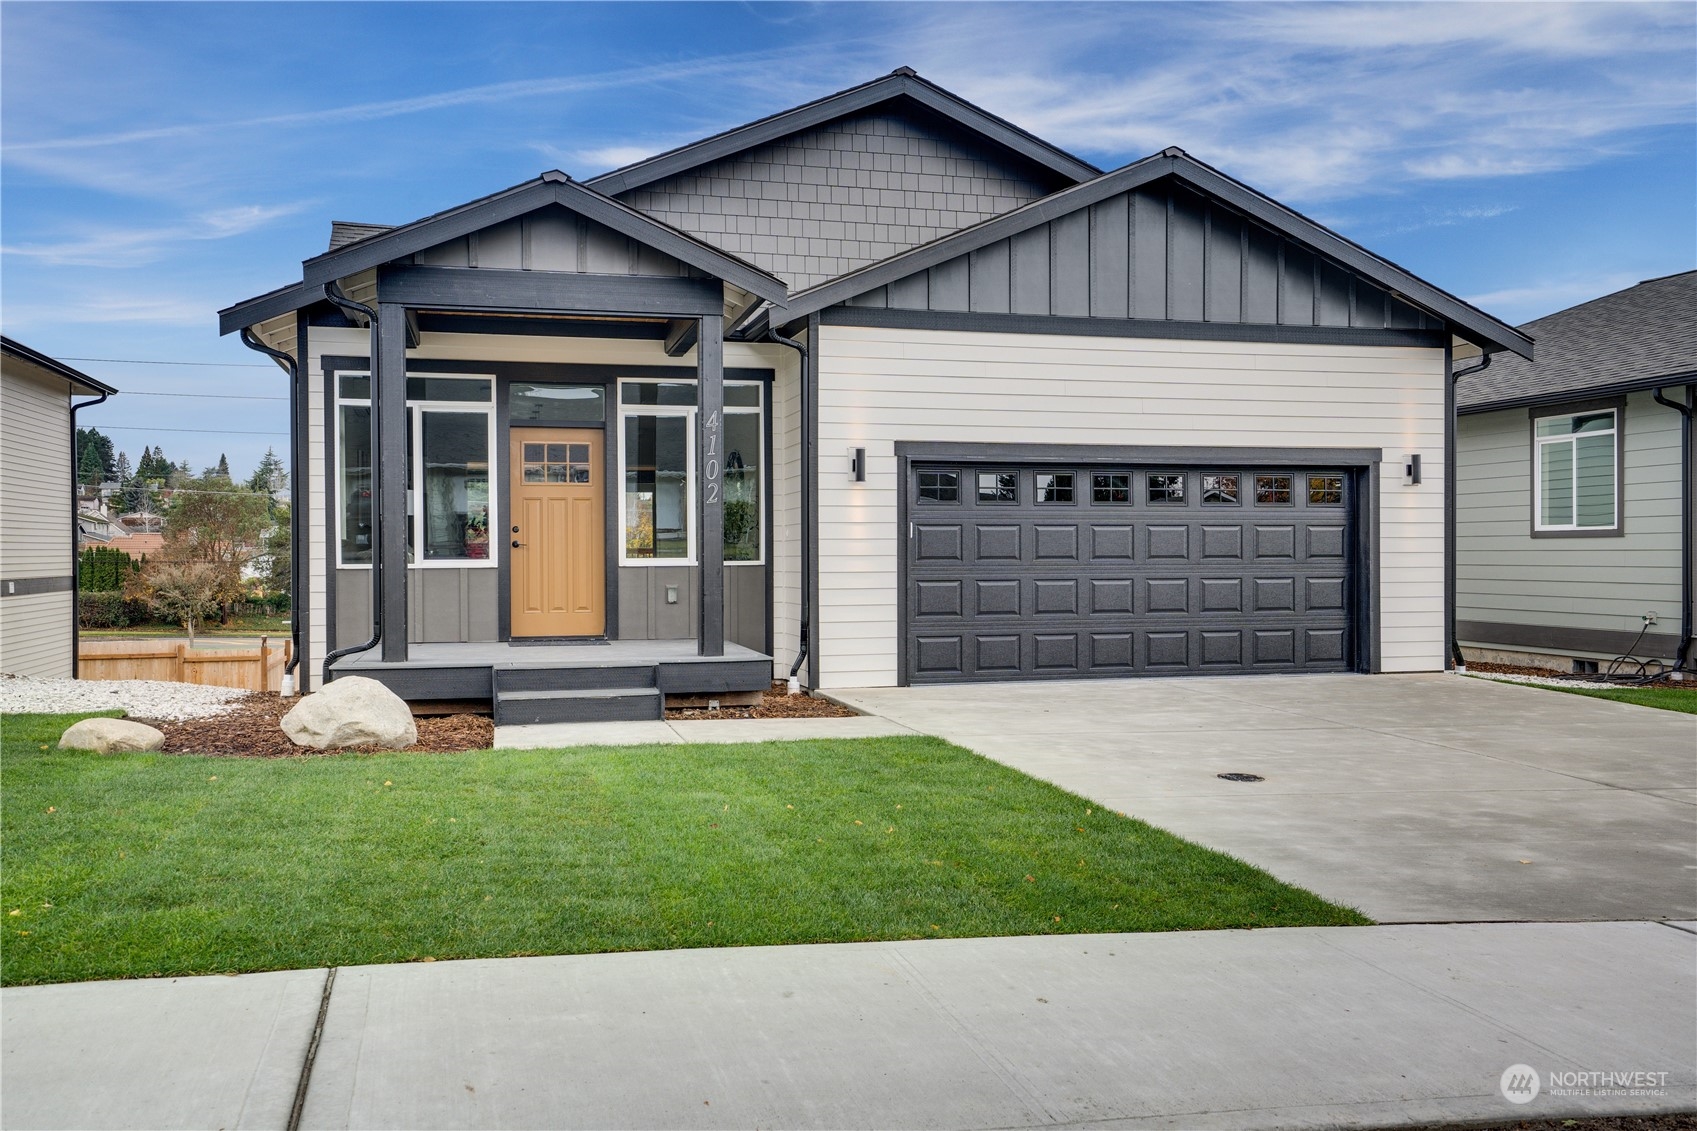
[[813, 324, 1447, 688], [1457, 391, 1685, 645], [1, 363, 75, 677]]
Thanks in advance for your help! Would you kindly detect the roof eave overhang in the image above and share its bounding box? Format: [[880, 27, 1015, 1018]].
[[585, 71, 1099, 197], [778, 151, 1533, 360], [1459, 368, 1697, 415], [0, 336, 118, 395]]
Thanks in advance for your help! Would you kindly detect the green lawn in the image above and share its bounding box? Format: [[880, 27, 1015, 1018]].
[[1541, 684, 1697, 715], [82, 613, 291, 639], [1, 712, 1366, 986]]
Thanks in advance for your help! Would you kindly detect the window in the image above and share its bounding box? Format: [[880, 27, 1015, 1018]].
[[510, 383, 604, 424], [618, 379, 764, 564], [1091, 473, 1130, 504], [977, 471, 1017, 502], [522, 442, 592, 484], [917, 470, 959, 503], [1255, 475, 1292, 505], [1147, 474, 1185, 503], [1035, 472, 1074, 503], [1202, 474, 1240, 505], [1535, 408, 1618, 532], [335, 372, 494, 567], [1308, 475, 1344, 505]]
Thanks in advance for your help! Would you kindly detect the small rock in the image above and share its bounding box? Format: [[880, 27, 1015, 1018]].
[[281, 676, 417, 750], [59, 718, 165, 754]]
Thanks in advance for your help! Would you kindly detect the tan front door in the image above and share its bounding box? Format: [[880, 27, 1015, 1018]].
[[510, 429, 605, 637]]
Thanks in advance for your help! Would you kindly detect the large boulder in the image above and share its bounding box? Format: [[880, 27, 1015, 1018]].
[[281, 676, 417, 750], [59, 718, 165, 754]]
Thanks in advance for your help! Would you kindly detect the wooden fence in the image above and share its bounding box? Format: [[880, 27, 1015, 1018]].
[[78, 637, 290, 693]]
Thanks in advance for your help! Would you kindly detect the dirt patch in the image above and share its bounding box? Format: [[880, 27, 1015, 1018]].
[[666, 682, 857, 721], [1467, 660, 1697, 693], [136, 693, 493, 757]]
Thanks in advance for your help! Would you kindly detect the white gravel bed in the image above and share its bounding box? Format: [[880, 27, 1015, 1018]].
[[0, 676, 251, 720], [1471, 672, 1620, 691]]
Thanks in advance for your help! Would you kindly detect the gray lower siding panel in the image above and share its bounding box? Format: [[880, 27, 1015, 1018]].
[[334, 568, 498, 647], [0, 590, 72, 679], [617, 564, 766, 649], [1458, 620, 1683, 661]]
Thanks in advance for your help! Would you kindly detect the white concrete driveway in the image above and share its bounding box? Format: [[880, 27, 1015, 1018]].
[[829, 673, 1697, 923]]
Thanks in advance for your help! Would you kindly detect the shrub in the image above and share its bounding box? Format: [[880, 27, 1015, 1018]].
[[78, 591, 131, 628], [78, 546, 139, 592]]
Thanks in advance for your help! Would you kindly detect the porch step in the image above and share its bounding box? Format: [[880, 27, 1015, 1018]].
[[493, 663, 655, 693], [492, 687, 662, 726]]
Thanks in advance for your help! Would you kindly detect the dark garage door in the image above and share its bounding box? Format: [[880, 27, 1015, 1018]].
[[904, 464, 1358, 683]]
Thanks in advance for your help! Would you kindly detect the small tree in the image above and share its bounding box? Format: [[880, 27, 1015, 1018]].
[[144, 561, 220, 643], [247, 447, 287, 495], [162, 474, 270, 622]]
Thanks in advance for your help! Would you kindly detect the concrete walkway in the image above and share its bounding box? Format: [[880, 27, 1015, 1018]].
[[829, 673, 1697, 924], [494, 713, 918, 749], [3, 921, 1691, 1130]]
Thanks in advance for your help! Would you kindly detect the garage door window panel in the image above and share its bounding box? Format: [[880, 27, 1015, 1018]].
[[1035, 472, 1075, 504], [1202, 474, 1240, 505], [1091, 473, 1131, 504], [977, 471, 1018, 504], [917, 470, 959, 504], [1147, 474, 1186, 504]]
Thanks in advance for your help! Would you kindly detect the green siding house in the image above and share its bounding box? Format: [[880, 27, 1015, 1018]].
[[1457, 270, 1695, 675]]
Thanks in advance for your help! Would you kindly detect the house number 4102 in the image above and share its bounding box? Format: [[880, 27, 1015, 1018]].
[[704, 409, 720, 504]]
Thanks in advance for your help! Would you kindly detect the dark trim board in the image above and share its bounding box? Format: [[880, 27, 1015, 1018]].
[[1, 575, 72, 597], [1460, 372, 1697, 415], [1458, 620, 1684, 661], [892, 444, 1384, 685], [377, 265, 726, 318], [821, 306, 1448, 349]]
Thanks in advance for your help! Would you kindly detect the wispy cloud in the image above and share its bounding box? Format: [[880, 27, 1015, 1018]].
[[1466, 272, 1647, 323], [4, 293, 214, 328], [1, 204, 304, 267]]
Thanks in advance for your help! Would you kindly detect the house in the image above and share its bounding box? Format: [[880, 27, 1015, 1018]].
[[219, 68, 1531, 722], [1457, 271, 1695, 675], [1, 337, 117, 679]]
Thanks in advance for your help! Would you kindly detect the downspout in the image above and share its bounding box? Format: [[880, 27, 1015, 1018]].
[[1449, 349, 1493, 674], [239, 327, 303, 695], [69, 387, 111, 678], [766, 321, 811, 688], [1650, 383, 1695, 675], [319, 283, 382, 685]]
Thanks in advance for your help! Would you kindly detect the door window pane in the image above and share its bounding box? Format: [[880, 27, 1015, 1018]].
[[1202, 474, 1239, 504], [723, 412, 761, 561], [1035, 472, 1074, 503], [420, 412, 490, 560], [624, 415, 689, 558], [511, 383, 604, 423], [978, 471, 1017, 502], [1148, 474, 1185, 503], [339, 404, 372, 564], [918, 471, 958, 502]]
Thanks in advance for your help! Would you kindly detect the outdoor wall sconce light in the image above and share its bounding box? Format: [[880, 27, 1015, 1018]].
[[1403, 453, 1422, 485], [850, 447, 866, 482]]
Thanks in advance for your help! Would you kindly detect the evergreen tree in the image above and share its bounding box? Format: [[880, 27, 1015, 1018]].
[[115, 451, 133, 483], [77, 441, 105, 485], [247, 447, 287, 494], [215, 453, 231, 480], [76, 427, 116, 482]]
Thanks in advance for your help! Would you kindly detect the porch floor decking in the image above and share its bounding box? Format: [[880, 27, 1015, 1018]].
[[334, 640, 769, 671]]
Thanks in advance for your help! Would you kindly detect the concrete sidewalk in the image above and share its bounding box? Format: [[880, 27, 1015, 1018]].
[[5, 921, 1692, 1130]]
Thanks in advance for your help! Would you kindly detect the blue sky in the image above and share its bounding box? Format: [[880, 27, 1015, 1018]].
[[4, 1, 1693, 476]]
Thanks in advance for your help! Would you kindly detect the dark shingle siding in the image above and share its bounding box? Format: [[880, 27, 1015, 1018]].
[[617, 110, 1061, 289], [1459, 271, 1697, 409]]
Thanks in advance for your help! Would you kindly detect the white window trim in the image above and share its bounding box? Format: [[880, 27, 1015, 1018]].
[[334, 372, 498, 569], [1532, 408, 1619, 533], [615, 378, 765, 567]]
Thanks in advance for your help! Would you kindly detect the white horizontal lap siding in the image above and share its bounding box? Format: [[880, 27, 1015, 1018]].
[[1457, 391, 1684, 641], [0, 592, 73, 678], [1, 366, 73, 581], [815, 325, 1447, 688]]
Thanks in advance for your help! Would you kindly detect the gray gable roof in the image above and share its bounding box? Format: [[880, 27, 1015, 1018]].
[[329, 221, 394, 250], [1457, 270, 1697, 412]]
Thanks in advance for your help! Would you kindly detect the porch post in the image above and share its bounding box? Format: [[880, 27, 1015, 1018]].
[[697, 314, 725, 656], [376, 302, 410, 662]]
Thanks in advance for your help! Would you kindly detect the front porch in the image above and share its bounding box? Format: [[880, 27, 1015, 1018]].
[[334, 639, 772, 724]]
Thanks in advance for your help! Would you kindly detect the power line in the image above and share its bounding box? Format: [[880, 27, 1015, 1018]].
[[99, 425, 289, 436], [58, 356, 274, 368], [115, 391, 288, 401]]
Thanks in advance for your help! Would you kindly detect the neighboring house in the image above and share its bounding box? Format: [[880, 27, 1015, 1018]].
[[1, 337, 117, 678], [110, 530, 165, 559], [1457, 271, 1695, 675], [220, 69, 1530, 721]]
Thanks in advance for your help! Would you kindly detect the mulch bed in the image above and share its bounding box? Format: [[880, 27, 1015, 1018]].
[[1467, 660, 1697, 693], [136, 694, 493, 758], [665, 681, 857, 721]]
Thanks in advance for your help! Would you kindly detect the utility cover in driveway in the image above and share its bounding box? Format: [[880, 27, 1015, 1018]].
[[904, 464, 1357, 682]]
